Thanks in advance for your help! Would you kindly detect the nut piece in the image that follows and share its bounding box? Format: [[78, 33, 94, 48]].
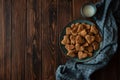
[[66, 27, 71, 35], [82, 42, 89, 47], [78, 51, 88, 59], [90, 25, 98, 34], [61, 35, 70, 45], [85, 24, 91, 30], [79, 46, 85, 51], [75, 43, 80, 51], [86, 45, 93, 53], [67, 50, 76, 57], [70, 35, 76, 44], [78, 29, 87, 37], [71, 25, 78, 36], [76, 35, 85, 44], [92, 42, 99, 50], [77, 24, 84, 32], [71, 24, 75, 28], [88, 32, 94, 36], [85, 35, 95, 44], [65, 44, 75, 50], [84, 50, 88, 53], [82, 23, 91, 30], [95, 34, 102, 42], [75, 23, 79, 26], [87, 53, 93, 57]]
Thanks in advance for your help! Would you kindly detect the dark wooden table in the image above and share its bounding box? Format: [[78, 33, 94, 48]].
[[0, 0, 120, 80]]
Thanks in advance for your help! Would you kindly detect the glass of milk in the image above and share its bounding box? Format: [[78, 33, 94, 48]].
[[81, 3, 97, 17]]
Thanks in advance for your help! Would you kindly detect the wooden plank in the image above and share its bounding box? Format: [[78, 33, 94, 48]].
[[56, 0, 73, 64], [11, 0, 26, 80], [41, 0, 73, 80], [41, 0, 57, 79], [72, 0, 88, 19], [0, 0, 12, 80], [0, 0, 5, 79], [3, 0, 12, 80], [25, 0, 42, 80]]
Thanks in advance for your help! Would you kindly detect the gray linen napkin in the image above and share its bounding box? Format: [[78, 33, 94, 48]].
[[56, 0, 119, 80]]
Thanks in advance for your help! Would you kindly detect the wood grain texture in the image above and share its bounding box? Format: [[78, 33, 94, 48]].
[[11, 0, 26, 80], [26, 0, 42, 80], [2, 0, 12, 80], [0, 0, 12, 80], [41, 0, 57, 79], [0, 0, 5, 79], [57, 0, 73, 63], [0, 0, 120, 80]]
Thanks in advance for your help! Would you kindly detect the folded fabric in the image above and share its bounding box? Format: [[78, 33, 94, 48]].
[[56, 0, 119, 80]]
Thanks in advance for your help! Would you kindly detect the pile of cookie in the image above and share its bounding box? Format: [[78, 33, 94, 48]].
[[61, 23, 102, 59]]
